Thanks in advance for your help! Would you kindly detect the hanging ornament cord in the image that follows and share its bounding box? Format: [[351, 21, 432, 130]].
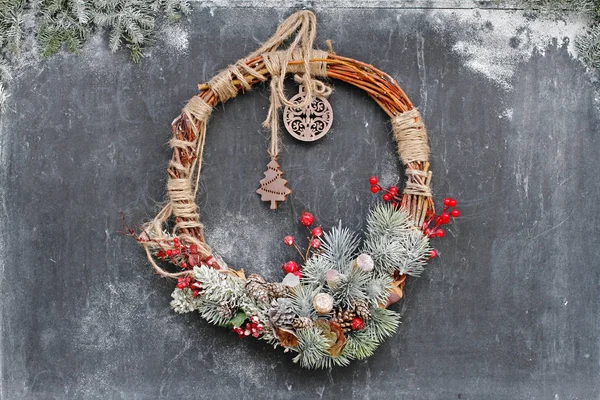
[[138, 10, 433, 278]]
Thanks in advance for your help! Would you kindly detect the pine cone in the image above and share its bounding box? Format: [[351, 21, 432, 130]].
[[267, 282, 290, 299], [217, 302, 235, 320], [268, 298, 296, 328], [352, 300, 370, 321], [330, 307, 356, 333], [245, 274, 269, 303], [292, 317, 314, 330]]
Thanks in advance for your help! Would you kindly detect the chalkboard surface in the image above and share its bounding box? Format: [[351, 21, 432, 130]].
[[1, 6, 598, 400]]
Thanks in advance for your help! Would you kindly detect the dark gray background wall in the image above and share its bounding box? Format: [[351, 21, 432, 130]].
[[1, 4, 599, 400]]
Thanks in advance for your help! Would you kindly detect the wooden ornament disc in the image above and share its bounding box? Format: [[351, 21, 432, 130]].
[[283, 85, 333, 142]]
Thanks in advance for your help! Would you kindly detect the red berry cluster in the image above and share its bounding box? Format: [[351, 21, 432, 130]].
[[233, 315, 265, 338], [281, 211, 324, 275], [121, 213, 220, 273], [175, 275, 201, 297], [281, 261, 301, 277], [155, 237, 220, 271], [369, 176, 401, 205], [423, 197, 460, 259]]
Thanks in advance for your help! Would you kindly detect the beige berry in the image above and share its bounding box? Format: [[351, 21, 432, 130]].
[[354, 253, 374, 272], [312, 293, 334, 314]]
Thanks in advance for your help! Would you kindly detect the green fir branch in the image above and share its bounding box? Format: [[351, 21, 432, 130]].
[[364, 204, 430, 277], [290, 283, 322, 319], [301, 255, 332, 286], [343, 329, 379, 360], [321, 222, 360, 273], [367, 307, 401, 342], [577, 25, 600, 70], [292, 327, 332, 369], [330, 268, 370, 309], [364, 274, 394, 307]]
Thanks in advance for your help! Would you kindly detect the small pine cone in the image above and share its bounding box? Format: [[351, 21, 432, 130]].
[[331, 307, 355, 333], [353, 300, 370, 321], [268, 298, 296, 328], [217, 302, 235, 320], [292, 317, 314, 330], [245, 274, 269, 303], [342, 308, 356, 321], [267, 282, 290, 299]]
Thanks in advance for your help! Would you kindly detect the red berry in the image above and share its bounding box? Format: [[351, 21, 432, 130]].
[[172, 249, 180, 256], [451, 209, 460, 217], [283, 235, 295, 246], [181, 262, 188, 269], [192, 290, 200, 297], [382, 193, 392, 201], [176, 282, 186, 289], [173, 237, 179, 243], [174, 242, 180, 248], [166, 250, 173, 256], [441, 212, 450, 224], [300, 211, 315, 227], [310, 239, 321, 249], [437, 229, 445, 238], [351, 317, 365, 331], [429, 249, 438, 258], [311, 226, 323, 237], [443, 198, 451, 206], [282, 261, 299, 273], [449, 199, 457, 207], [370, 185, 380, 193], [369, 176, 379, 185], [389, 186, 398, 194]]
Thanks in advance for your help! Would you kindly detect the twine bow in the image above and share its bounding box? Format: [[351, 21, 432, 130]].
[[208, 10, 331, 158]]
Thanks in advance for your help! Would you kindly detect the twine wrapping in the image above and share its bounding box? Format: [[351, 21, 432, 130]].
[[391, 108, 430, 165], [140, 95, 214, 277]]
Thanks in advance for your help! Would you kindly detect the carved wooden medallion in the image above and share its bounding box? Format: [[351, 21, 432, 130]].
[[283, 84, 333, 142]]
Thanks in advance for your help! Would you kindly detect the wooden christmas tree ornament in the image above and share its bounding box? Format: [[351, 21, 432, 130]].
[[256, 157, 292, 209]]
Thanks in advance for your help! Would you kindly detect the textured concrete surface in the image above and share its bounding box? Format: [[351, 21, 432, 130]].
[[1, 4, 599, 400]]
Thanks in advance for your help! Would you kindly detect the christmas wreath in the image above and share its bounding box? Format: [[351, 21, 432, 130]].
[[128, 10, 459, 369]]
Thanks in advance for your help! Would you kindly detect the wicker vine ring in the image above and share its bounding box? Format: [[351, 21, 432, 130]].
[[134, 10, 455, 369]]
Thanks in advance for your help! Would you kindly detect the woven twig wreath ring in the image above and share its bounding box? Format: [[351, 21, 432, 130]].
[[133, 10, 457, 369]]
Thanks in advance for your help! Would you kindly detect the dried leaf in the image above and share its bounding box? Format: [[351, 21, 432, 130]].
[[276, 327, 299, 348], [327, 322, 347, 357], [314, 320, 347, 358], [384, 278, 405, 307], [231, 268, 246, 279]]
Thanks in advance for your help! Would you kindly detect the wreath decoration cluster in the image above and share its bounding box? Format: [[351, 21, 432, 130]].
[[129, 10, 460, 369]]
